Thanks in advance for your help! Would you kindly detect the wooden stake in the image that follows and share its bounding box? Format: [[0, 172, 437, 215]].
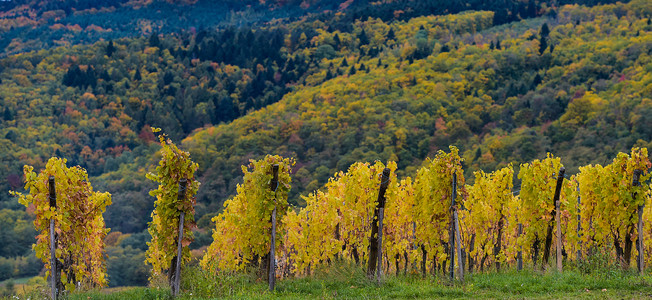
[[48, 176, 57, 300], [454, 209, 464, 281], [173, 211, 184, 295], [172, 179, 187, 296], [556, 192, 562, 272], [638, 203, 644, 274], [449, 172, 461, 280], [633, 170, 643, 274], [576, 184, 581, 261], [269, 164, 279, 291], [367, 168, 391, 279], [517, 223, 523, 271], [377, 207, 384, 282], [543, 167, 565, 270]]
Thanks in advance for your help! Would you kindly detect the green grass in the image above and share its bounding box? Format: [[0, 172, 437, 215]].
[[60, 263, 652, 300], [0, 277, 34, 287]]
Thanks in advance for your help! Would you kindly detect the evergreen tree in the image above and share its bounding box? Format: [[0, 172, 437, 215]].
[[62, 65, 82, 87], [3, 107, 13, 121], [86, 67, 97, 88], [149, 32, 160, 47], [134, 68, 142, 81], [540, 23, 550, 38], [358, 29, 369, 46], [538, 35, 548, 55], [325, 70, 333, 80], [106, 40, 115, 57], [387, 27, 395, 40], [348, 65, 356, 75], [532, 73, 542, 88]]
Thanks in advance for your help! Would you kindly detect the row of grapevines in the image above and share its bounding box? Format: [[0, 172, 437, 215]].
[[200, 155, 294, 273], [462, 165, 514, 271], [644, 184, 652, 264], [281, 147, 464, 276], [145, 131, 200, 280], [514, 154, 564, 265], [570, 148, 651, 265], [412, 146, 465, 272], [13, 157, 111, 291], [285, 189, 343, 275], [200, 147, 650, 277], [384, 177, 418, 275], [283, 161, 397, 274]]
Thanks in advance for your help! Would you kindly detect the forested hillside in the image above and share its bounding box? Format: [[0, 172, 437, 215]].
[[183, 0, 651, 209], [0, 0, 650, 287], [0, 0, 623, 56], [0, 0, 349, 56]]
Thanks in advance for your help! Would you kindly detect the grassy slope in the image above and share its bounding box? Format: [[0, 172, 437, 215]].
[[63, 267, 652, 299]]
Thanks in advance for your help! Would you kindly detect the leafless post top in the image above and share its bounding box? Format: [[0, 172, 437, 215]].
[[451, 172, 457, 207], [553, 167, 566, 200], [633, 169, 641, 187], [270, 164, 279, 192], [48, 176, 56, 209], [178, 178, 188, 201], [378, 168, 391, 208]]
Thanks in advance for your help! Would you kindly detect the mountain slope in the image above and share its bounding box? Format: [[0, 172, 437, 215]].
[[179, 0, 652, 211]]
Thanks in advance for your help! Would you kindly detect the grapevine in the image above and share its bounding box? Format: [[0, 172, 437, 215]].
[[574, 148, 651, 265], [145, 129, 200, 281], [516, 153, 563, 266], [201, 155, 294, 273], [412, 146, 465, 273], [13, 157, 111, 291], [463, 165, 513, 271]]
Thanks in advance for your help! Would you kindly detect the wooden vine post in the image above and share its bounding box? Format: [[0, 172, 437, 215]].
[[367, 168, 391, 281], [48, 176, 58, 300], [556, 185, 562, 272], [517, 223, 523, 271], [172, 179, 187, 297], [576, 184, 581, 261], [269, 164, 279, 291], [542, 167, 565, 270], [633, 170, 643, 274], [449, 172, 463, 281]]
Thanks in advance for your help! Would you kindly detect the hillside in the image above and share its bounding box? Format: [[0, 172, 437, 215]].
[[0, 0, 623, 57], [0, 0, 650, 288], [0, 0, 351, 56], [180, 0, 652, 207]]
